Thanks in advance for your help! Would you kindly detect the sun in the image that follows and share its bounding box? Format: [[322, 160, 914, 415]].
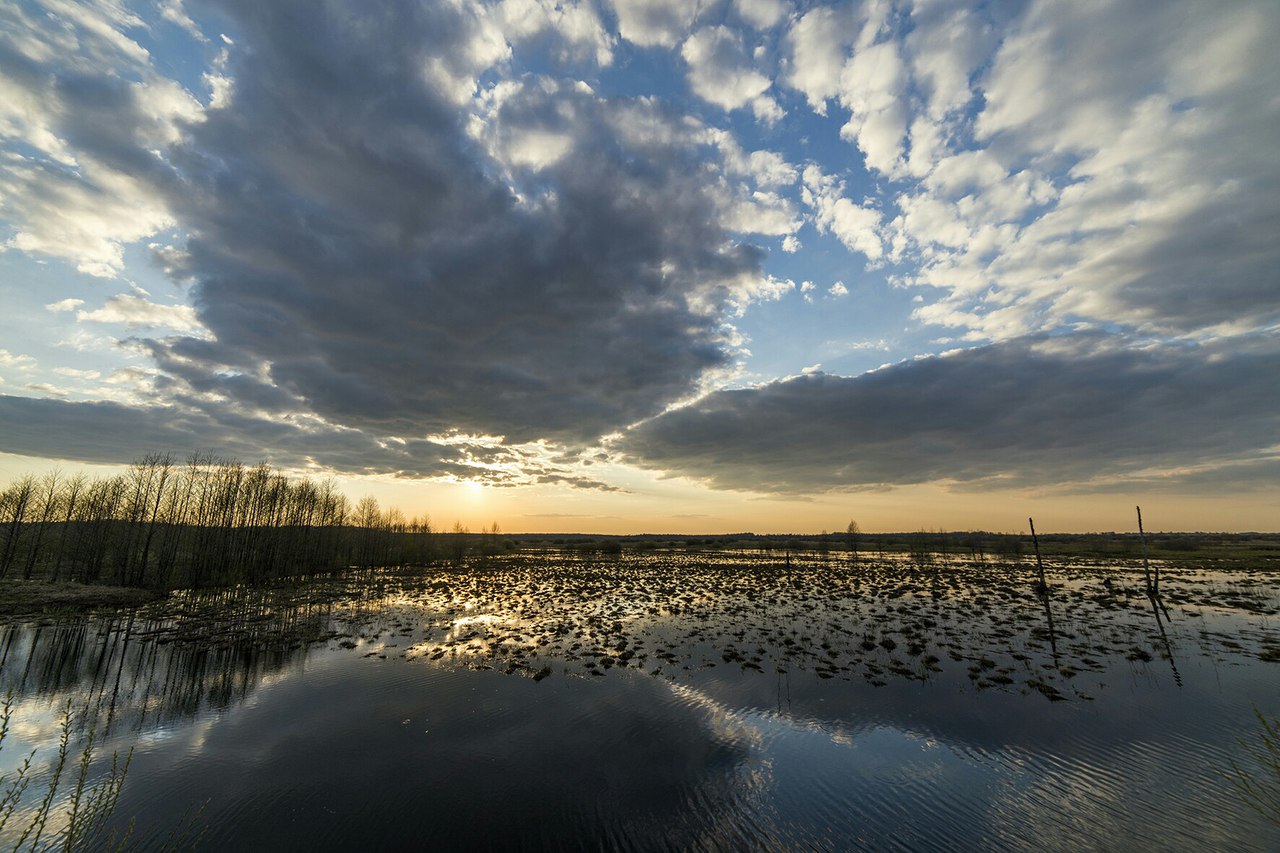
[[457, 478, 487, 506]]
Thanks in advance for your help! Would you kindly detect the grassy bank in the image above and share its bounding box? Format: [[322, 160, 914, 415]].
[[0, 579, 163, 618]]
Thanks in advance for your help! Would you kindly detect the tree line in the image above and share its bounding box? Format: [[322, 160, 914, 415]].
[[0, 454, 447, 590]]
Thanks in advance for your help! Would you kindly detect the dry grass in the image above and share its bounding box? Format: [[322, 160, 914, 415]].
[[0, 580, 162, 618]]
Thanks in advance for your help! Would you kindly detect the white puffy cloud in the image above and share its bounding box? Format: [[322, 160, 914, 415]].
[[801, 165, 883, 261], [76, 293, 204, 333], [159, 0, 205, 41], [607, 0, 698, 48], [734, 0, 789, 30], [836, 40, 908, 176], [0, 1, 202, 277], [903, 2, 997, 120], [498, 0, 615, 66], [1, 158, 174, 277], [682, 26, 777, 117], [783, 6, 854, 114], [0, 349, 36, 369], [907, 0, 1280, 338], [713, 134, 798, 187], [45, 298, 85, 312], [722, 190, 800, 238], [778, 0, 1280, 341]]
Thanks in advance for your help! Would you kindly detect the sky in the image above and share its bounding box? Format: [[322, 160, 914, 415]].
[[1, 0, 1278, 534]]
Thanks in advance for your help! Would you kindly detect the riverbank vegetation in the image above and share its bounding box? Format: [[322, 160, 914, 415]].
[[0, 455, 445, 591], [2, 456, 1276, 603]]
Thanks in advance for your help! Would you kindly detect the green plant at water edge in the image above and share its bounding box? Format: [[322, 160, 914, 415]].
[[0, 698, 135, 851], [1226, 706, 1280, 825]]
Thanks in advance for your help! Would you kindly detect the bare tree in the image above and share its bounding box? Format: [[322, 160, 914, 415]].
[[0, 474, 36, 579]]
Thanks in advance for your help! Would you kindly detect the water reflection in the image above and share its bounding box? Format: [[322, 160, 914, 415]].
[[0, 609, 323, 743], [0, 554, 1276, 850], [1148, 591, 1184, 687]]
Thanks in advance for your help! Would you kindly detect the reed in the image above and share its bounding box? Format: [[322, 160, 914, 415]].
[[0, 699, 134, 851]]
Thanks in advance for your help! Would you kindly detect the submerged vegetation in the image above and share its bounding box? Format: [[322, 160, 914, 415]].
[[0, 545, 1276, 848]]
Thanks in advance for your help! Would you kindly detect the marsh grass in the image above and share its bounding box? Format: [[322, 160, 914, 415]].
[[1226, 707, 1280, 825], [0, 698, 134, 851]]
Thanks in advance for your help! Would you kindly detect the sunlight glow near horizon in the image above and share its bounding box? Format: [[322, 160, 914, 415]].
[[0, 452, 1270, 535]]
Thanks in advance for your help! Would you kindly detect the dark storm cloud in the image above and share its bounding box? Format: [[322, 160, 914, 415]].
[[619, 335, 1280, 493], [123, 0, 765, 448], [0, 394, 618, 490]]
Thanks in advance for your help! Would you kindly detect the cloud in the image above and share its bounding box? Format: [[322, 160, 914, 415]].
[[836, 40, 908, 175], [77, 293, 204, 332], [496, 0, 615, 67], [712, 133, 798, 188], [0, 393, 621, 490], [734, 0, 789, 30], [0, 0, 796, 464], [0, 157, 176, 278], [159, 0, 206, 41], [0, 1, 202, 276], [0, 349, 36, 369], [619, 334, 1280, 494], [914, 7, 996, 115], [0, 0, 812, 482], [933, 0, 1280, 337], [46, 298, 85, 312], [783, 7, 854, 114], [607, 0, 697, 48], [4, 0, 1277, 505], [681, 26, 780, 120], [722, 190, 800, 238], [22, 382, 68, 397], [778, 0, 1280, 341], [802, 165, 883, 261]]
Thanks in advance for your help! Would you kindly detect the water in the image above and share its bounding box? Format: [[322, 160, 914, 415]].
[[1, 552, 1278, 850]]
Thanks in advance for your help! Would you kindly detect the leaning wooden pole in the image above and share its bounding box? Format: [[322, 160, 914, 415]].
[[1137, 505, 1156, 595], [1029, 517, 1048, 596]]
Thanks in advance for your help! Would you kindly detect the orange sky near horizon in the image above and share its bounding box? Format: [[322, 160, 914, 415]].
[[3, 452, 1274, 536]]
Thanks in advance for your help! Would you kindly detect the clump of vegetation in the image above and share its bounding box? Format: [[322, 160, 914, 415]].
[[0, 699, 132, 851]]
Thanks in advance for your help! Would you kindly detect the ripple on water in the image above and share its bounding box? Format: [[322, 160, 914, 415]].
[[0, 554, 1277, 850]]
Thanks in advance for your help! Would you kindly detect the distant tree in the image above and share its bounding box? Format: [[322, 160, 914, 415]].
[[449, 520, 469, 562], [846, 519, 860, 564], [0, 453, 459, 588], [22, 471, 62, 580], [0, 474, 36, 579], [50, 472, 87, 581]]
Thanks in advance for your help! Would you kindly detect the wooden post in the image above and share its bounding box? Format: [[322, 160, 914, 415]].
[[1137, 506, 1156, 595], [1029, 517, 1048, 596]]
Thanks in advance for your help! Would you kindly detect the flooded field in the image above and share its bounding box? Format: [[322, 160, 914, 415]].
[[2, 550, 1278, 850]]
